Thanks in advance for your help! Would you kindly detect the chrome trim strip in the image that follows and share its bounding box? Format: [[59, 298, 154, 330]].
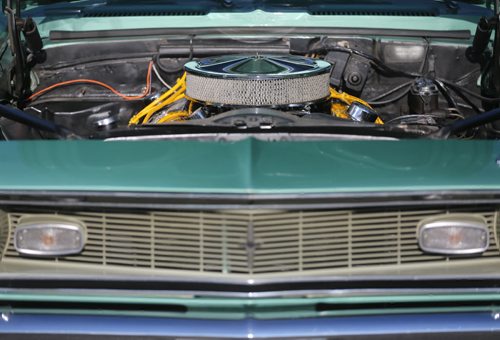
[[0, 313, 499, 338], [3, 287, 500, 299], [2, 274, 500, 293], [0, 190, 499, 210]]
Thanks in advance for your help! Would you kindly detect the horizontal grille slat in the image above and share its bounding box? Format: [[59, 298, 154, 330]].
[[3, 208, 498, 275]]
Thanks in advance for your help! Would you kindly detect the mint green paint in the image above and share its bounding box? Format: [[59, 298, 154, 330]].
[[4, 291, 500, 306], [35, 11, 478, 43], [0, 308, 246, 320], [1, 140, 500, 194], [261, 306, 500, 319], [2, 292, 500, 320], [0, 306, 497, 320]]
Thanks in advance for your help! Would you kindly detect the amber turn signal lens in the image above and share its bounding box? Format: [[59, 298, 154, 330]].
[[14, 215, 86, 256], [417, 214, 489, 255]]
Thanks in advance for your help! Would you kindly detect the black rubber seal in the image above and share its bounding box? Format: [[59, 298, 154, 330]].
[[49, 27, 472, 41]]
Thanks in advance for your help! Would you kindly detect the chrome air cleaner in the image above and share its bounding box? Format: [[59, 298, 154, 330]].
[[184, 55, 332, 107]]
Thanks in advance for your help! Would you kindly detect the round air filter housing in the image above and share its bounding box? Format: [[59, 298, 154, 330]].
[[184, 55, 332, 107]]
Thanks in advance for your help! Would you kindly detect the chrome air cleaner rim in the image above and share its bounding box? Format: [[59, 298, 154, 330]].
[[184, 54, 332, 106]]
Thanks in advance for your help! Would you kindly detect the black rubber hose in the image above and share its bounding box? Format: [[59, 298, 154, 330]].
[[439, 79, 500, 103], [432, 79, 459, 110], [466, 17, 493, 63], [366, 81, 413, 102], [0, 104, 64, 135], [23, 17, 43, 53], [368, 88, 410, 106], [5, 7, 27, 100], [442, 83, 482, 114], [436, 107, 500, 138]]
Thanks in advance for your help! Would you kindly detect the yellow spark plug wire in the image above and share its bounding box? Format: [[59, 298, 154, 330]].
[[157, 111, 190, 123], [331, 102, 350, 120], [141, 92, 186, 124], [129, 72, 187, 125], [329, 87, 383, 125]]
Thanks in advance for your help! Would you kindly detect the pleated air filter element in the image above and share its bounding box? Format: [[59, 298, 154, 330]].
[[184, 55, 332, 106]]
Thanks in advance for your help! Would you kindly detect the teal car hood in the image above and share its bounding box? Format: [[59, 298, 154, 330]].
[[1, 139, 499, 194]]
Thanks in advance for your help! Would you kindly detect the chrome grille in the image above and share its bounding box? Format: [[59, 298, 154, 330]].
[[3, 208, 499, 275]]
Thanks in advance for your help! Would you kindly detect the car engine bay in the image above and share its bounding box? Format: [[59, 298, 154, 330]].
[[1, 30, 498, 140]]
